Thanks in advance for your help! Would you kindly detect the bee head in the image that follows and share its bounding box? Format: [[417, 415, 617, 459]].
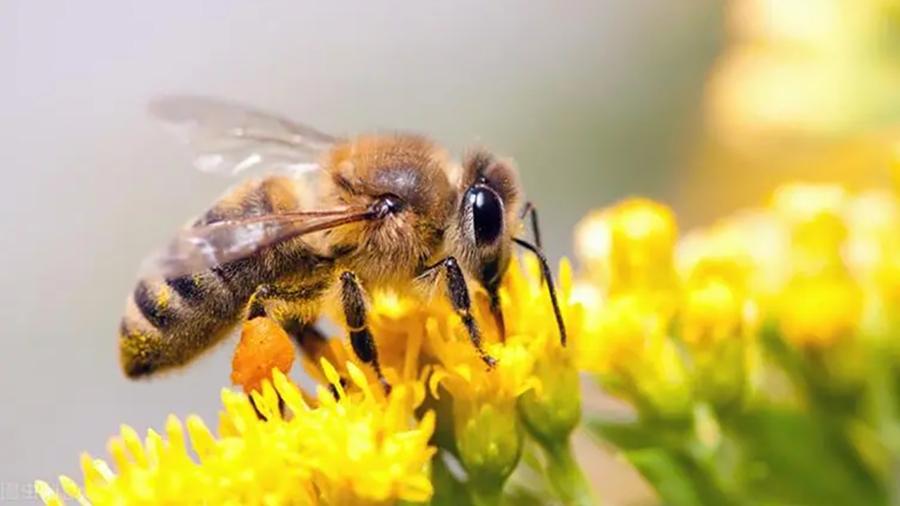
[[326, 135, 457, 284], [455, 150, 522, 302]]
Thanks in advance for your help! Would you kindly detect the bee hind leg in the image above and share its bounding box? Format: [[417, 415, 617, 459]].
[[237, 282, 329, 414], [282, 320, 329, 361], [339, 271, 391, 394], [419, 257, 497, 368]]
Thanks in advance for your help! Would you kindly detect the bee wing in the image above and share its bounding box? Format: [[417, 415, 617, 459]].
[[141, 207, 372, 279], [149, 95, 341, 177]]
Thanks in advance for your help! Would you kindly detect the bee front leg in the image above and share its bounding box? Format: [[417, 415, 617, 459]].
[[419, 257, 497, 368], [339, 272, 391, 394], [520, 201, 543, 250], [520, 201, 546, 285]]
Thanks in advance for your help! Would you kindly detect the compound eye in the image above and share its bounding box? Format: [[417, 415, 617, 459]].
[[467, 186, 504, 246]]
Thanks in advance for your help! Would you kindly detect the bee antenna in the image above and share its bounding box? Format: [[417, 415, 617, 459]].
[[512, 238, 567, 346]]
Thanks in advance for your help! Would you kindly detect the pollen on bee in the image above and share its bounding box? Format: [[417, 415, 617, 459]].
[[155, 284, 171, 310], [231, 317, 296, 394]]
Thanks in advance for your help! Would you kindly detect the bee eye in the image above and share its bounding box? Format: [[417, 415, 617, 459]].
[[467, 185, 504, 246]]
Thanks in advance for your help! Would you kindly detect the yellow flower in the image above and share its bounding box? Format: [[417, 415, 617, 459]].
[[678, 230, 751, 348], [779, 274, 863, 349], [845, 190, 900, 318], [582, 292, 692, 419], [517, 259, 584, 445], [576, 198, 679, 299], [771, 183, 848, 272], [426, 286, 539, 487], [40, 246, 589, 504], [767, 183, 864, 349], [677, 223, 761, 409], [575, 198, 691, 418], [419, 254, 579, 487], [37, 367, 435, 506]]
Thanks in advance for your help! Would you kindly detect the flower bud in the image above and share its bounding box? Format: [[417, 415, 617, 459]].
[[518, 344, 581, 445], [586, 294, 692, 420], [772, 183, 848, 276], [575, 199, 679, 298], [453, 399, 523, 491], [607, 199, 679, 296]]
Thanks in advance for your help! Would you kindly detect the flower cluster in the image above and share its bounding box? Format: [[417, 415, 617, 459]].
[[40, 178, 900, 505], [37, 366, 434, 506], [575, 183, 900, 505], [38, 254, 591, 505]]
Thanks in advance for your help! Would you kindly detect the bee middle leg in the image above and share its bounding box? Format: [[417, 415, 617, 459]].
[[419, 257, 497, 368], [339, 271, 391, 393]]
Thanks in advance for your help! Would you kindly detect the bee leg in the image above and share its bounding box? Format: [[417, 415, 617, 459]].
[[241, 284, 329, 413], [520, 201, 545, 285], [250, 395, 286, 420], [282, 320, 329, 361], [281, 319, 351, 396], [246, 285, 272, 320], [246, 281, 328, 323], [339, 271, 391, 394], [513, 238, 567, 346], [487, 288, 506, 344], [520, 201, 543, 250], [420, 257, 497, 368]]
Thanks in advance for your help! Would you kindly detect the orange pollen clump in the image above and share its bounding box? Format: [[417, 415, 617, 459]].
[[231, 317, 296, 393]]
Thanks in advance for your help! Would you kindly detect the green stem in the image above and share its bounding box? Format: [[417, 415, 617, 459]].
[[469, 486, 503, 506], [543, 440, 596, 506]]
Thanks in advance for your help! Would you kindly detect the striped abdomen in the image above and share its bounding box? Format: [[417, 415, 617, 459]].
[[119, 176, 319, 377]]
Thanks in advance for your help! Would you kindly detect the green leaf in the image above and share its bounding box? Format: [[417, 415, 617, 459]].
[[586, 416, 699, 450], [586, 418, 730, 506], [625, 448, 707, 506], [729, 407, 887, 506]]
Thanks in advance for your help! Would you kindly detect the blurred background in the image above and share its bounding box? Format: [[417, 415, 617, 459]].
[[4, 0, 899, 503]]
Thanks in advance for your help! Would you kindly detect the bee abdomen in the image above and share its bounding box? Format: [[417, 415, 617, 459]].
[[119, 275, 242, 378], [133, 280, 175, 329], [166, 275, 204, 303], [119, 176, 309, 378]]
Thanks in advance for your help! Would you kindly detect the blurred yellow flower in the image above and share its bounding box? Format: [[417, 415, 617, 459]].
[[707, 0, 900, 139], [576, 198, 679, 304], [778, 275, 863, 349], [766, 183, 863, 349], [575, 199, 694, 418]]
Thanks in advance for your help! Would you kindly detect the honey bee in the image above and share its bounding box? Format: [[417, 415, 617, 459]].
[[119, 96, 565, 389]]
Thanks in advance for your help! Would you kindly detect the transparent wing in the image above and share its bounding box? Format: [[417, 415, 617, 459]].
[[149, 95, 342, 176], [142, 207, 372, 279]]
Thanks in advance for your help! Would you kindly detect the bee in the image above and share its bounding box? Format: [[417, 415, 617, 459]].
[[119, 96, 566, 389]]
